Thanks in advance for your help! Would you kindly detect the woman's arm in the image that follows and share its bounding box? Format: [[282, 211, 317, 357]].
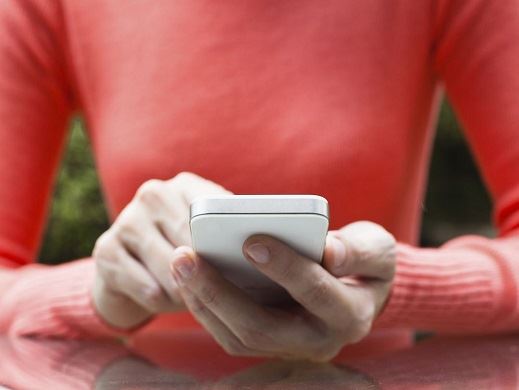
[[376, 0, 519, 333], [0, 0, 121, 338]]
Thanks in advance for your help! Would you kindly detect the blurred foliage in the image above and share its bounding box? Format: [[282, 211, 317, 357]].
[[421, 101, 493, 246], [38, 101, 493, 264], [39, 120, 109, 264]]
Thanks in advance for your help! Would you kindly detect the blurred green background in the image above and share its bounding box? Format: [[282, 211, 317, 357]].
[[38, 100, 494, 264]]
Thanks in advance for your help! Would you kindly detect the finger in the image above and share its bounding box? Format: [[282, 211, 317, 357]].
[[179, 287, 270, 357], [96, 245, 171, 313], [131, 179, 190, 246], [243, 234, 390, 338], [170, 247, 316, 354], [132, 174, 231, 247], [244, 234, 392, 344], [243, 235, 351, 325], [166, 171, 233, 202], [155, 195, 193, 247], [158, 172, 233, 246], [322, 222, 396, 281], [116, 211, 184, 309], [126, 227, 184, 308]]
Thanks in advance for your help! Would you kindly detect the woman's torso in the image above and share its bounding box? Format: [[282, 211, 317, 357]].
[[64, 0, 441, 244]]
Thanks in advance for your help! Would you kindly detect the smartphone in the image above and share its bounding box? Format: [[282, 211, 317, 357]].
[[190, 195, 329, 305]]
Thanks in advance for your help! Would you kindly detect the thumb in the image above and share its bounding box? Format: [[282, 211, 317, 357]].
[[322, 222, 395, 281]]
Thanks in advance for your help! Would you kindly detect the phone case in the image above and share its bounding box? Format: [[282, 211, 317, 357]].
[[190, 196, 329, 305]]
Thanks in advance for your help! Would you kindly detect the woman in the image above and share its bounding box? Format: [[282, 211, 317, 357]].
[[1, 0, 518, 361]]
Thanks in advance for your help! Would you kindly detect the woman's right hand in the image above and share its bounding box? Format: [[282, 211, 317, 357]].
[[92, 172, 232, 329]]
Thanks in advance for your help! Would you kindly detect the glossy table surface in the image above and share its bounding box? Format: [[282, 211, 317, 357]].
[[1, 330, 518, 389]]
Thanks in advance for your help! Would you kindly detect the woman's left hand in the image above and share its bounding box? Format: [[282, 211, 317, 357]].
[[170, 221, 396, 362]]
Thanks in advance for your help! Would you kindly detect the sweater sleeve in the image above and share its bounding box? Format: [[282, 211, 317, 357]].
[[0, 0, 120, 338], [377, 0, 519, 333]]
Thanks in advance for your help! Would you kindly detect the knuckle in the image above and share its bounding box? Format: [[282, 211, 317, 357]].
[[136, 179, 165, 203], [95, 257, 117, 284], [276, 255, 298, 285], [300, 275, 333, 308], [343, 221, 396, 252], [115, 218, 140, 241], [198, 285, 218, 307], [189, 298, 207, 317], [93, 232, 115, 259], [349, 220, 386, 234], [347, 311, 374, 343], [171, 171, 195, 184], [163, 217, 188, 240], [354, 245, 375, 264], [95, 262, 113, 281], [346, 228, 396, 267], [355, 300, 376, 324], [374, 232, 396, 256], [142, 289, 166, 312]]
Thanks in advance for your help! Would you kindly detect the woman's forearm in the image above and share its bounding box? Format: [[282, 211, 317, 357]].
[[0, 259, 123, 338], [376, 235, 517, 333]]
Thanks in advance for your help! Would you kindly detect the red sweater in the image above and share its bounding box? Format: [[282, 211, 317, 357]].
[[1, 0, 519, 341]]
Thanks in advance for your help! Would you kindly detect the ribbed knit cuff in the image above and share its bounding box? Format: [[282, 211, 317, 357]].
[[4, 259, 142, 339], [374, 239, 508, 333]]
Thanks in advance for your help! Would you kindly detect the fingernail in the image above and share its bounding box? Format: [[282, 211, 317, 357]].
[[328, 235, 346, 269], [171, 250, 195, 282], [246, 243, 270, 263]]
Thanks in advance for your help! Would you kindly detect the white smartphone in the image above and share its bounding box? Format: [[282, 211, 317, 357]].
[[190, 195, 329, 305]]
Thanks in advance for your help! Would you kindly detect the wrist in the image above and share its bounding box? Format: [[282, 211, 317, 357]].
[[92, 278, 153, 331]]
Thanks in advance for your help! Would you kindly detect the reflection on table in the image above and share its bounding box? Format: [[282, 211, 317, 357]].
[[1, 330, 518, 389]]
